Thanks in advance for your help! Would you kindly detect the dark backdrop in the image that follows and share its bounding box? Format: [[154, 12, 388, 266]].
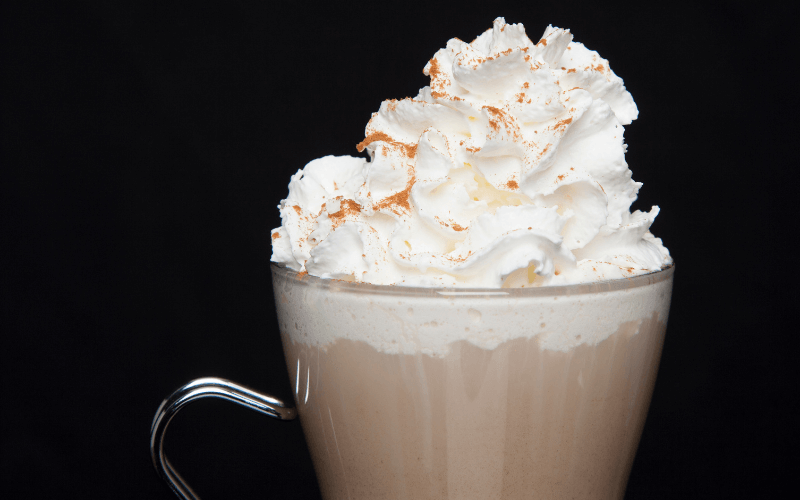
[[2, 1, 794, 498]]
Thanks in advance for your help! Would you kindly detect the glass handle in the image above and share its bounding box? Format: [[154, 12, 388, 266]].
[[150, 377, 297, 500]]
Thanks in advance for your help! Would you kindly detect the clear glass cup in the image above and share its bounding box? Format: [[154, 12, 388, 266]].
[[152, 262, 674, 499]]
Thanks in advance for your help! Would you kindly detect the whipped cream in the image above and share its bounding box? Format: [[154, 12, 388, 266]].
[[271, 18, 671, 287]]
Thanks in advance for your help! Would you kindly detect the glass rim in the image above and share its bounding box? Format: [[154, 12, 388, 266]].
[[270, 262, 674, 298]]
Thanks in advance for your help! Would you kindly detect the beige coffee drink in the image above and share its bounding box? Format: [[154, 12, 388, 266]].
[[273, 265, 672, 499], [270, 17, 673, 500]]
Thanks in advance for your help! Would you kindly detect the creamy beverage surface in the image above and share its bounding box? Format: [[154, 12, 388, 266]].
[[271, 18, 671, 288]]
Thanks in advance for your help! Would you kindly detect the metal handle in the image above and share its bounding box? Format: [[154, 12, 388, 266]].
[[150, 377, 297, 500]]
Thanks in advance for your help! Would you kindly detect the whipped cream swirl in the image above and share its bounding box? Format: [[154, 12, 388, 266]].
[[271, 18, 671, 287]]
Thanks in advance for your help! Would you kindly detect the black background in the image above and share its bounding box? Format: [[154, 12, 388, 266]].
[[2, 1, 795, 498]]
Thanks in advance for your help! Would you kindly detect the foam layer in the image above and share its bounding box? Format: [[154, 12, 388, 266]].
[[273, 265, 673, 355]]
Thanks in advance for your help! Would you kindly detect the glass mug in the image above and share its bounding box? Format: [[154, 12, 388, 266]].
[[151, 263, 674, 499]]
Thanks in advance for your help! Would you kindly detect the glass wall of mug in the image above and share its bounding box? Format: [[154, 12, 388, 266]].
[[272, 263, 673, 500]]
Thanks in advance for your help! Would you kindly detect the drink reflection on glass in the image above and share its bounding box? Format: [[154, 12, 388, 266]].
[[151, 262, 673, 500]]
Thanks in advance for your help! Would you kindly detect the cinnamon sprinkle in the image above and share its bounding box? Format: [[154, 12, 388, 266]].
[[328, 199, 362, 228], [357, 131, 417, 158], [506, 180, 519, 190], [428, 58, 448, 99], [357, 131, 394, 152], [374, 176, 415, 215], [403, 143, 418, 158], [484, 106, 504, 132], [553, 117, 573, 132]]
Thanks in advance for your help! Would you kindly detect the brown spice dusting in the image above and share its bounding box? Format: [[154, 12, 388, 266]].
[[328, 199, 362, 228], [554, 117, 573, 132], [537, 38, 547, 46], [297, 270, 308, 279], [403, 143, 418, 158], [557, 174, 565, 181], [443, 249, 473, 263], [483, 106, 506, 133], [451, 223, 465, 231], [523, 82, 530, 88], [374, 176, 415, 215], [293, 205, 302, 214], [466, 146, 481, 153], [428, 57, 442, 79], [567, 68, 576, 73], [506, 180, 519, 190], [357, 131, 417, 158], [428, 57, 449, 99], [272, 232, 280, 240], [357, 131, 394, 152]]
